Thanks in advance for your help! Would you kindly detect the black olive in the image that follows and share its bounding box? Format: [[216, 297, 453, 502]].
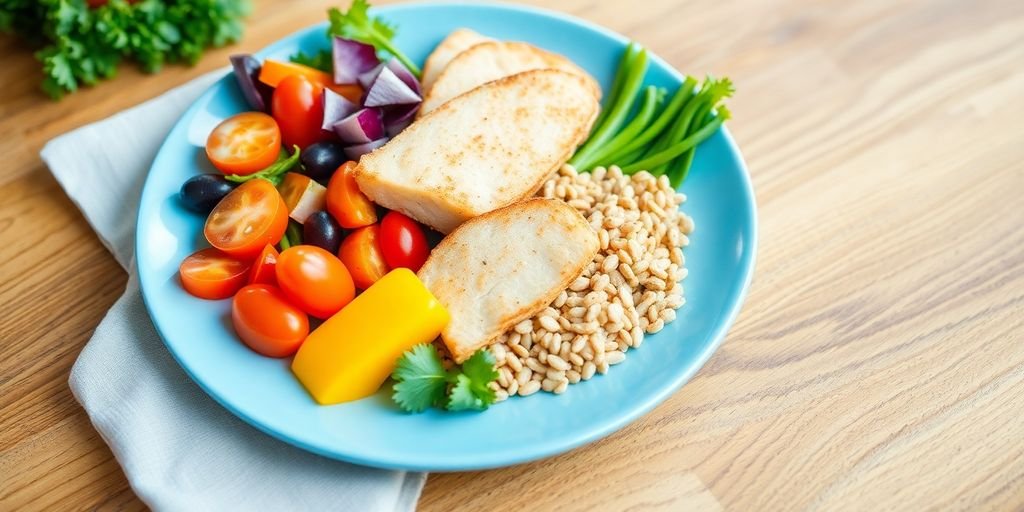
[[179, 174, 235, 214], [303, 211, 345, 253], [300, 141, 348, 183]]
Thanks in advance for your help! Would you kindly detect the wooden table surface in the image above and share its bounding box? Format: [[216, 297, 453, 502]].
[[2, 0, 1023, 510]]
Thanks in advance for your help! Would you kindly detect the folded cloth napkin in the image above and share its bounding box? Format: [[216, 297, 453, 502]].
[[41, 71, 425, 512]]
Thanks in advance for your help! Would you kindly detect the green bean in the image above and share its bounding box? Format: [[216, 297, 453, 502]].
[[581, 86, 662, 170], [621, 107, 730, 174], [590, 43, 636, 134], [600, 77, 697, 166], [569, 47, 649, 168], [666, 104, 717, 186], [645, 81, 709, 164], [669, 148, 696, 186], [619, 146, 648, 168]]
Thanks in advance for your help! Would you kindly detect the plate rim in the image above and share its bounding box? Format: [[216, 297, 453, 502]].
[[136, 0, 758, 471]]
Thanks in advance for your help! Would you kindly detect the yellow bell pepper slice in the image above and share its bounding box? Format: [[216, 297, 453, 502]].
[[291, 268, 449, 405]]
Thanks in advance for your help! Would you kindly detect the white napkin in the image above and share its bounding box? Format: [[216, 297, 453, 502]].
[[41, 71, 426, 512]]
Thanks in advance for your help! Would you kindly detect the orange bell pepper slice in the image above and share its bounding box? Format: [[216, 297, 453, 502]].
[[259, 59, 361, 102]]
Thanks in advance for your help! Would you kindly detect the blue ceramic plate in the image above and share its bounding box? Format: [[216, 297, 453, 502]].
[[137, 1, 756, 471]]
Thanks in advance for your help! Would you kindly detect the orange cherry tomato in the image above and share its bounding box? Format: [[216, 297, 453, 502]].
[[271, 75, 332, 150], [379, 211, 431, 272], [275, 245, 355, 319], [326, 161, 377, 229], [232, 284, 309, 357], [179, 248, 251, 300], [258, 59, 361, 101], [248, 244, 279, 285], [204, 179, 289, 260], [205, 112, 282, 176], [338, 225, 389, 289]]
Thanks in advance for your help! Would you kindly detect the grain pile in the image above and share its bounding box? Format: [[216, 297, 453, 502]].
[[488, 164, 694, 400]]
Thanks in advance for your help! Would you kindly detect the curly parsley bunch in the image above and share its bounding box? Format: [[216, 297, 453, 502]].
[[0, 0, 250, 98]]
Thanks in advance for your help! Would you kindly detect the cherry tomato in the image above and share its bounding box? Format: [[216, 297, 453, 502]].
[[179, 248, 251, 300], [204, 179, 289, 259], [205, 112, 281, 175], [339, 225, 389, 289], [326, 161, 377, 229], [275, 245, 355, 319], [258, 59, 361, 101], [248, 244, 279, 285], [232, 284, 309, 357], [272, 75, 331, 150], [380, 211, 430, 271]]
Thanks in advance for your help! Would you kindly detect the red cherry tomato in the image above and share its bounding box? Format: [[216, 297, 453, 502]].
[[338, 225, 389, 289], [204, 179, 289, 260], [248, 244, 279, 285], [179, 248, 251, 300], [232, 284, 309, 357], [379, 211, 430, 271], [275, 245, 355, 319], [326, 161, 377, 229], [271, 74, 331, 150]]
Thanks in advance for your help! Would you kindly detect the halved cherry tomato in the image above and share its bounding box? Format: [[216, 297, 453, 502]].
[[232, 284, 309, 357], [380, 211, 430, 272], [205, 112, 282, 175], [272, 75, 331, 150], [258, 59, 361, 101], [326, 161, 377, 228], [204, 179, 288, 259], [276, 245, 355, 319], [339, 225, 389, 289], [248, 244, 279, 285], [179, 248, 251, 300]]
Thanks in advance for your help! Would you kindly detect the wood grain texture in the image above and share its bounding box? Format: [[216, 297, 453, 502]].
[[1, 0, 1022, 510]]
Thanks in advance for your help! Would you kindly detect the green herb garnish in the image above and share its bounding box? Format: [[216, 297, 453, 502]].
[[391, 344, 499, 413], [446, 350, 499, 411], [392, 344, 449, 412], [225, 145, 300, 186], [2, 0, 250, 99], [327, 0, 420, 78], [289, 49, 333, 73]]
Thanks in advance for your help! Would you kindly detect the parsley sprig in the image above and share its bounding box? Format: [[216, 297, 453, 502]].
[[1, 0, 250, 99], [392, 344, 499, 413], [327, 0, 421, 78]]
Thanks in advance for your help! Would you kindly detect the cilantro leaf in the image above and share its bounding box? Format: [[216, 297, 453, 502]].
[[290, 49, 333, 73], [392, 344, 449, 413], [390, 345, 499, 413], [447, 374, 488, 411], [460, 349, 499, 397], [327, 0, 420, 77], [225, 145, 300, 186], [446, 349, 498, 411]]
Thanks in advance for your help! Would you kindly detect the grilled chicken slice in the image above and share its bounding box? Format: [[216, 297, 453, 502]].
[[420, 28, 493, 94], [419, 41, 600, 117], [418, 198, 599, 362], [353, 69, 599, 234]]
